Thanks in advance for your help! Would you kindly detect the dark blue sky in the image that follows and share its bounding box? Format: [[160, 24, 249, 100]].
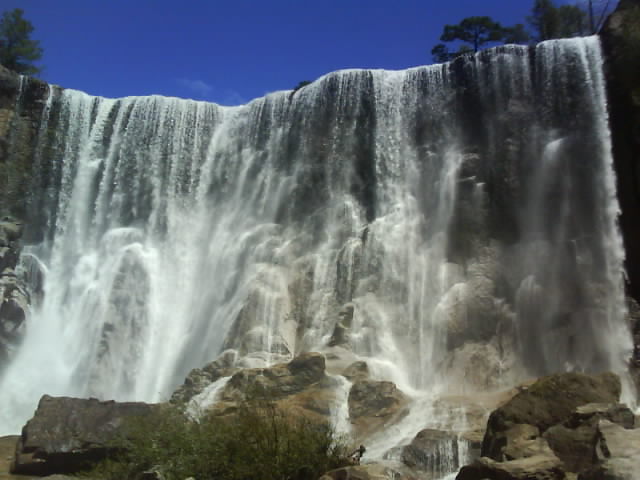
[[5, 1, 605, 104]]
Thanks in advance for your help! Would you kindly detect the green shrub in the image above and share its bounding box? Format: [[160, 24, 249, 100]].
[[90, 397, 350, 480]]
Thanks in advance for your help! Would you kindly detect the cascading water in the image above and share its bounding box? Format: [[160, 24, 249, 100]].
[[0, 37, 633, 478]]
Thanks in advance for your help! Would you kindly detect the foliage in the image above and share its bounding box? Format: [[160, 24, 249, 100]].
[[0, 8, 42, 75], [90, 398, 350, 480], [293, 80, 312, 92], [527, 0, 615, 40], [431, 16, 530, 63]]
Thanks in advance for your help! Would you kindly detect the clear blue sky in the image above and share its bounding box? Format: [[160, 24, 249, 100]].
[[4, 1, 609, 104]]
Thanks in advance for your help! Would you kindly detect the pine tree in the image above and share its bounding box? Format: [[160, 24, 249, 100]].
[[0, 9, 43, 76]]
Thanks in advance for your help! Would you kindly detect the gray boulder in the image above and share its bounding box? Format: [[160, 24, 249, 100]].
[[578, 420, 640, 480], [320, 464, 415, 480], [456, 454, 565, 480], [11, 395, 156, 476], [481, 372, 621, 460], [348, 379, 409, 438]]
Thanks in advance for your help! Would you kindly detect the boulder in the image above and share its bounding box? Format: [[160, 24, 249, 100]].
[[400, 429, 463, 476], [481, 372, 621, 460], [577, 419, 640, 480], [456, 454, 566, 480], [543, 403, 635, 474], [210, 352, 340, 424], [348, 379, 409, 438], [221, 352, 326, 401], [320, 464, 415, 480], [11, 395, 156, 476], [341, 361, 370, 382], [565, 403, 635, 430]]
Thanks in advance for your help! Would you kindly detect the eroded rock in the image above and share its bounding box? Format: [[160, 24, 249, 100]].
[[170, 349, 239, 405], [400, 429, 463, 476], [11, 395, 156, 476], [481, 372, 621, 460], [320, 464, 415, 480], [348, 379, 409, 438], [456, 454, 565, 480]]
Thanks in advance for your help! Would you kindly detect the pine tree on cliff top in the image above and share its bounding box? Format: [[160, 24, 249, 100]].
[[0, 8, 43, 76]]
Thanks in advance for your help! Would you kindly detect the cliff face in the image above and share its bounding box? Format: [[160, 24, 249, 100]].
[[0, 67, 49, 370], [0, 65, 49, 220], [601, 0, 640, 303]]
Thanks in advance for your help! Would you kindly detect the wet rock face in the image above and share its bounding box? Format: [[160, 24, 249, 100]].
[[601, 0, 640, 304], [0, 218, 28, 369], [208, 352, 339, 424], [170, 349, 239, 405], [348, 379, 409, 438], [400, 429, 462, 476], [11, 395, 156, 476], [0, 65, 50, 223]]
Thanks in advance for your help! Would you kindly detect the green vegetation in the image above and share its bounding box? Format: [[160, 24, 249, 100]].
[[0, 8, 43, 75], [430, 0, 617, 63], [431, 16, 526, 62], [91, 399, 350, 480], [528, 0, 587, 41]]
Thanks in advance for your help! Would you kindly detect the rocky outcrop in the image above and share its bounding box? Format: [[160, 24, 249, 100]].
[[579, 419, 640, 480], [206, 353, 342, 424], [320, 464, 415, 480], [0, 217, 28, 369], [0, 65, 50, 222], [456, 372, 638, 480], [601, 0, 640, 304], [457, 454, 566, 480], [170, 349, 239, 405], [348, 379, 409, 438], [11, 395, 156, 476], [481, 372, 620, 460]]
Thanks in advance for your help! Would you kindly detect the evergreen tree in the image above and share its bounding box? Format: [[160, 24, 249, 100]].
[[0, 8, 43, 76], [440, 16, 506, 53], [528, 0, 588, 41], [430, 16, 529, 63]]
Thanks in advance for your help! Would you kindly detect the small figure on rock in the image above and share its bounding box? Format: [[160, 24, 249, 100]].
[[349, 444, 366, 465]]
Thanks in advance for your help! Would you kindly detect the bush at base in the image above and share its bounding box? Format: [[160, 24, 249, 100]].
[[90, 398, 350, 480]]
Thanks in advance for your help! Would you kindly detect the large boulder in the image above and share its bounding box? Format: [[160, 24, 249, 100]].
[[11, 395, 156, 476], [543, 403, 635, 474], [481, 372, 621, 460], [456, 454, 566, 480], [210, 352, 340, 424], [320, 464, 415, 480], [578, 420, 640, 480], [348, 379, 409, 438]]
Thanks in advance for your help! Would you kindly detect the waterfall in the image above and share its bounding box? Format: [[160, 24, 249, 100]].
[[0, 37, 632, 437]]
